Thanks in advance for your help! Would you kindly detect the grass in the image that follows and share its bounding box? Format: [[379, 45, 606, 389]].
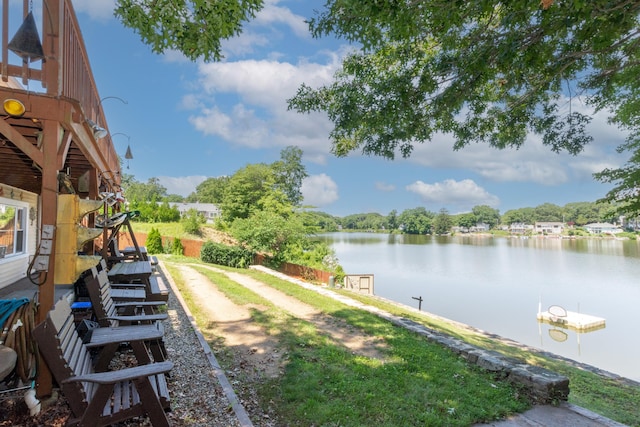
[[166, 259, 531, 426], [159, 256, 640, 426]]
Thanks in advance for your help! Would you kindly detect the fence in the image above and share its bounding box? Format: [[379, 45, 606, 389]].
[[118, 232, 333, 284]]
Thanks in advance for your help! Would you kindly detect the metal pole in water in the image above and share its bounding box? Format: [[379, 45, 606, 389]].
[[412, 296, 423, 311]]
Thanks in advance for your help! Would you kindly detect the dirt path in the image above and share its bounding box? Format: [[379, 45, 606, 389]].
[[173, 264, 387, 379]]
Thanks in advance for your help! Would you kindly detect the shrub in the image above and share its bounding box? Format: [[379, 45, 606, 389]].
[[145, 227, 164, 254], [181, 208, 204, 235], [200, 241, 254, 268], [170, 238, 184, 255]]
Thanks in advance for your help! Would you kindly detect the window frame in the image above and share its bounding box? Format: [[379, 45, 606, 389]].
[[0, 197, 29, 261]]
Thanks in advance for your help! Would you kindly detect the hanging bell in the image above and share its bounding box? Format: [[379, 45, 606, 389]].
[[8, 11, 45, 62], [124, 145, 133, 169]]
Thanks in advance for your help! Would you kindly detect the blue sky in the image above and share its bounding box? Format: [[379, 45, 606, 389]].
[[66, 0, 628, 217]]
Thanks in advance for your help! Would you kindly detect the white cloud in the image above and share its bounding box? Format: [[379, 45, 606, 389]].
[[254, 2, 310, 38], [406, 179, 500, 209], [72, 0, 115, 21], [157, 175, 208, 197], [302, 174, 339, 207], [188, 57, 340, 158], [407, 106, 628, 186]]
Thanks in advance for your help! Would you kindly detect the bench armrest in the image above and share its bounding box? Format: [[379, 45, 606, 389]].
[[104, 313, 168, 323], [64, 361, 173, 385]]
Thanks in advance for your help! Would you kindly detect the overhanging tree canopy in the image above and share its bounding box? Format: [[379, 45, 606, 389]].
[[115, 0, 264, 62], [289, 1, 639, 160]]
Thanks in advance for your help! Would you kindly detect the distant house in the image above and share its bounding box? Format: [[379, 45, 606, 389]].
[[509, 223, 534, 234], [534, 222, 564, 234], [168, 202, 221, 223], [470, 222, 490, 232], [583, 222, 623, 235]]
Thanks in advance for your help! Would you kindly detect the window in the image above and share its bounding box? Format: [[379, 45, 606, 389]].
[[0, 200, 28, 258]]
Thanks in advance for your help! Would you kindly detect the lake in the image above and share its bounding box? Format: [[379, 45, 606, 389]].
[[317, 232, 640, 382]]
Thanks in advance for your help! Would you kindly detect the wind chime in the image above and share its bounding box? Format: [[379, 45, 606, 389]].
[[8, 2, 45, 63]]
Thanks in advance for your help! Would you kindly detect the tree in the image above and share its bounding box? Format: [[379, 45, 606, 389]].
[[122, 177, 167, 202], [501, 207, 536, 225], [115, 0, 264, 61], [116, 1, 640, 214], [220, 163, 292, 222], [433, 208, 453, 235], [145, 227, 163, 254], [230, 210, 306, 263], [534, 203, 564, 222], [289, 1, 639, 160], [272, 146, 308, 206], [182, 208, 204, 235], [386, 209, 398, 230], [472, 205, 501, 229], [457, 213, 477, 230], [186, 176, 230, 203], [398, 207, 434, 235]]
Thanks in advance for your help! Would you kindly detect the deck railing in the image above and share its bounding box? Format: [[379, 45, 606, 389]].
[[1, 0, 118, 173]]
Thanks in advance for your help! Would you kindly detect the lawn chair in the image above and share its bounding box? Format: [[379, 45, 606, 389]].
[[84, 266, 168, 365], [33, 299, 173, 427]]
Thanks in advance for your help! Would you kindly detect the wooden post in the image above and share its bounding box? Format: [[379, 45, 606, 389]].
[[412, 296, 423, 311], [35, 119, 60, 397]]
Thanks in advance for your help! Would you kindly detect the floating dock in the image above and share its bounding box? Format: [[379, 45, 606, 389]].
[[537, 305, 606, 332]]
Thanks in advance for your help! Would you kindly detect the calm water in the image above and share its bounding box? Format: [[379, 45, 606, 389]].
[[318, 232, 640, 382]]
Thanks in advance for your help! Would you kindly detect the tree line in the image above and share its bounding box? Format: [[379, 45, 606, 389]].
[[120, 145, 624, 243]]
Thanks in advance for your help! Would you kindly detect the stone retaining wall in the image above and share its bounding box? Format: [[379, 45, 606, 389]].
[[394, 318, 570, 403]]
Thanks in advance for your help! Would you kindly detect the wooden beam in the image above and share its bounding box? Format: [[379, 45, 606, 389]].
[[35, 118, 60, 397], [0, 118, 43, 165]]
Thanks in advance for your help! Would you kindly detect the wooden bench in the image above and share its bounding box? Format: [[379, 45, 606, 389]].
[[87, 266, 167, 324], [86, 266, 168, 366], [106, 260, 169, 303], [95, 259, 147, 302], [33, 299, 173, 426]]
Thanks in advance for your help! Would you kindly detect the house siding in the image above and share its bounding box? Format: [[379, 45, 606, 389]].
[[0, 186, 38, 290]]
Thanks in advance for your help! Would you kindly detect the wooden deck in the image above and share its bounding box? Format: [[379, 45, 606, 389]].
[[0, 276, 73, 302]]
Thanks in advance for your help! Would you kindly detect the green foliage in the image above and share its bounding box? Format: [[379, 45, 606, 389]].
[[230, 210, 307, 264], [299, 210, 340, 232], [398, 207, 434, 234], [283, 239, 342, 276], [339, 212, 387, 230], [386, 209, 398, 230], [456, 212, 477, 229], [290, 1, 640, 160], [186, 176, 230, 203], [170, 238, 184, 255], [272, 146, 308, 206], [595, 144, 640, 216], [145, 227, 164, 254], [121, 176, 167, 203], [181, 208, 204, 235], [220, 163, 279, 222], [200, 241, 254, 268], [472, 205, 501, 229], [115, 0, 264, 62], [433, 208, 453, 235], [129, 200, 180, 222]]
